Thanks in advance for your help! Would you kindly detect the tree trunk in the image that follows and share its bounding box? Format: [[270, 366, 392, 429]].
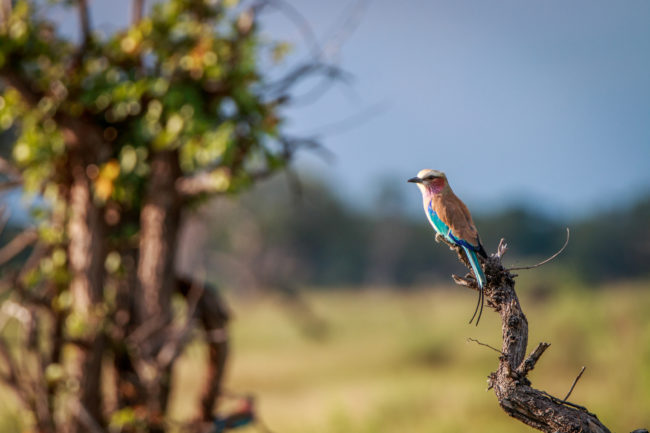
[[67, 150, 107, 432], [136, 149, 182, 427]]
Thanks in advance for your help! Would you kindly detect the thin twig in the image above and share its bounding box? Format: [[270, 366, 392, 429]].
[[467, 338, 503, 355], [302, 101, 389, 137], [508, 228, 570, 271], [452, 274, 478, 290], [563, 366, 586, 402], [538, 390, 591, 413], [260, 0, 321, 57], [320, 0, 370, 61]]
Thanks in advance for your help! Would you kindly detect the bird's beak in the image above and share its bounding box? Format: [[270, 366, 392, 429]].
[[407, 177, 422, 184]]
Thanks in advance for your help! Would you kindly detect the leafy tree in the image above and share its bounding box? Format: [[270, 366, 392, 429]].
[[0, 0, 333, 431]]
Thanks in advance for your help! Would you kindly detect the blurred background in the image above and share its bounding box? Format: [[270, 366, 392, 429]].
[[1, 0, 650, 432]]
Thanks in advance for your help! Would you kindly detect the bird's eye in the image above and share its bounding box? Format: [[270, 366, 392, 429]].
[[425, 175, 436, 180]]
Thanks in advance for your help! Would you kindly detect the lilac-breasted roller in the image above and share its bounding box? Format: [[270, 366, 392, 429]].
[[408, 169, 487, 325]]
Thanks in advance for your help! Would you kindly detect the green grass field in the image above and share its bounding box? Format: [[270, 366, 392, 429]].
[[1, 281, 648, 432], [167, 281, 650, 433]]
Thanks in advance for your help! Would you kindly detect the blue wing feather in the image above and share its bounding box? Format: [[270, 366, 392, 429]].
[[427, 202, 481, 251], [426, 200, 486, 325], [426, 202, 453, 241]]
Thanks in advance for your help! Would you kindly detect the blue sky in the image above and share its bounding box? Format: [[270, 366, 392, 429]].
[[258, 0, 650, 217], [26, 0, 650, 218]]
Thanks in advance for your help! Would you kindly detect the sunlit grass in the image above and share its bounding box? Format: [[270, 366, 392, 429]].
[[167, 280, 650, 433], [1, 282, 647, 432]]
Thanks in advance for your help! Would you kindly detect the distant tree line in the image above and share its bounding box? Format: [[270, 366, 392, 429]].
[[4, 175, 649, 289], [198, 176, 650, 288]]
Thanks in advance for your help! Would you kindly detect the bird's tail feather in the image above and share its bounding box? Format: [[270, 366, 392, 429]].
[[463, 246, 486, 326]]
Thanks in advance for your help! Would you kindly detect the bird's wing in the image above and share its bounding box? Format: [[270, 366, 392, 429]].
[[426, 200, 451, 237], [433, 193, 481, 249]]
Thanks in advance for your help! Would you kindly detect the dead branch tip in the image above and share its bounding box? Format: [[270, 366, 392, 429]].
[[508, 227, 570, 271], [563, 366, 586, 402]]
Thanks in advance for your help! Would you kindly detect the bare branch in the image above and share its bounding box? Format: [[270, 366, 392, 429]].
[[0, 0, 11, 29], [176, 277, 230, 421], [265, 62, 347, 98], [468, 247, 611, 432], [563, 366, 586, 402], [508, 228, 570, 271], [452, 273, 478, 290], [302, 101, 389, 137], [156, 280, 204, 368], [77, 0, 92, 47], [320, 0, 370, 61], [175, 171, 225, 197], [0, 228, 38, 265], [132, 0, 144, 25], [259, 0, 321, 57]]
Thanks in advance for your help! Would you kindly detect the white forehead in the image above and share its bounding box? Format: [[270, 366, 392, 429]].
[[417, 169, 445, 178]]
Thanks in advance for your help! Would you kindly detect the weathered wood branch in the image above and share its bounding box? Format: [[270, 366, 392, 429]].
[[446, 237, 612, 433]]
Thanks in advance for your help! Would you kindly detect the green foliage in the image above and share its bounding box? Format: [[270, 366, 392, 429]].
[[0, 2, 325, 430], [0, 0, 293, 209]]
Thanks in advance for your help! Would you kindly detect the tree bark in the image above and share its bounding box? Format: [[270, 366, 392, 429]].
[[67, 149, 107, 432], [450, 239, 612, 433], [136, 149, 182, 427]]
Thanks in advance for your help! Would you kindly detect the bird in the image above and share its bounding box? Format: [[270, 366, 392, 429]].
[[408, 169, 487, 325]]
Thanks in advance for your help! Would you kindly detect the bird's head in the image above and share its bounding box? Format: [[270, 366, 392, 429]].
[[407, 169, 448, 196]]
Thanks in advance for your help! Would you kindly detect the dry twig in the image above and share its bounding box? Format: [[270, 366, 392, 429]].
[[563, 366, 586, 402], [467, 337, 503, 355], [508, 228, 570, 271]]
